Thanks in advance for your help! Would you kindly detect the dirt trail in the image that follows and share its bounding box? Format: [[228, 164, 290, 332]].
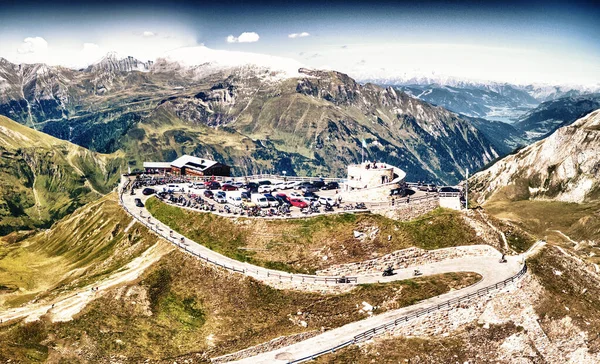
[[477, 209, 509, 251], [0, 242, 173, 324]]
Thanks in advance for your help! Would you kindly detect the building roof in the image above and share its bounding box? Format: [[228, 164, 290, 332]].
[[143, 162, 172, 169], [171, 155, 220, 172]]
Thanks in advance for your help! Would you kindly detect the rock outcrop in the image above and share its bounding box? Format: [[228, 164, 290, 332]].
[[471, 109, 600, 203]]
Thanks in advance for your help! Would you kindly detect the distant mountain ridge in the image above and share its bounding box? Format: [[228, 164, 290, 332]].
[[514, 94, 600, 140], [363, 74, 600, 103], [394, 83, 537, 121]]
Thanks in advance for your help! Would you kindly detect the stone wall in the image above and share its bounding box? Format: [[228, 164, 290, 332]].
[[316, 245, 500, 276], [373, 198, 439, 221], [439, 196, 463, 210], [210, 330, 320, 363]]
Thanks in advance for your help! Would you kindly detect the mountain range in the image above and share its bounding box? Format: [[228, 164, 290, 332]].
[[0, 52, 515, 185], [370, 74, 599, 123]]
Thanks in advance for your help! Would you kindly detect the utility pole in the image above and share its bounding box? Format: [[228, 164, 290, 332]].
[[465, 168, 469, 210]]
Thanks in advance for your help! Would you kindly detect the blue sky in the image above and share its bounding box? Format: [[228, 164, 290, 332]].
[[1, 0, 599, 85]]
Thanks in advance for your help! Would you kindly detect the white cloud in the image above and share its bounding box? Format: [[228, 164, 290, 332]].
[[143, 31, 155, 37], [227, 32, 260, 43], [17, 37, 48, 54], [288, 32, 310, 39]]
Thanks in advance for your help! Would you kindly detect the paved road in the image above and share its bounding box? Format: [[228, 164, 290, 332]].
[[120, 182, 526, 363], [231, 257, 523, 363]]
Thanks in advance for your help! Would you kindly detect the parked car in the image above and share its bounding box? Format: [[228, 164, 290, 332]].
[[321, 182, 339, 190], [289, 198, 308, 208], [251, 193, 270, 208], [258, 185, 274, 193], [207, 181, 221, 190], [142, 188, 155, 196], [273, 182, 286, 190], [263, 194, 279, 207], [427, 184, 438, 192], [289, 191, 303, 199], [312, 180, 325, 189], [275, 193, 291, 206], [232, 181, 244, 188], [294, 181, 312, 190], [215, 191, 227, 204], [257, 180, 272, 186], [227, 194, 243, 207], [303, 192, 319, 202], [243, 182, 259, 193], [204, 190, 214, 199], [300, 184, 319, 193], [241, 191, 251, 201], [318, 196, 335, 206], [284, 181, 296, 189], [439, 186, 460, 193], [390, 188, 406, 196], [221, 184, 238, 191], [134, 198, 144, 207]]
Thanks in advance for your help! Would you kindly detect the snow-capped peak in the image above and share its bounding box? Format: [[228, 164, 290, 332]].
[[157, 45, 305, 79]]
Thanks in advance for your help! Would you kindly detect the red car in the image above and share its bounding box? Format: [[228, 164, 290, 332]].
[[221, 184, 238, 191], [289, 198, 308, 208]]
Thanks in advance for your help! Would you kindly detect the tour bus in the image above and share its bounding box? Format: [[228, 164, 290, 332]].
[[250, 193, 270, 208], [226, 191, 244, 207]]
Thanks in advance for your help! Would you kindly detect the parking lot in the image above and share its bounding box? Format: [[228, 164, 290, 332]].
[[124, 175, 438, 219]]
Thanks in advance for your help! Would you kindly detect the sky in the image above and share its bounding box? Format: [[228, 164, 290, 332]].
[[1, 0, 599, 86]]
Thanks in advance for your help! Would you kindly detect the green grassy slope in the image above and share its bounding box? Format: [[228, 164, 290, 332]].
[[146, 198, 483, 274], [0, 193, 157, 309], [0, 115, 124, 235]]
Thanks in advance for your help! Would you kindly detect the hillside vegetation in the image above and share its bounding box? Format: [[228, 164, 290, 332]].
[[0, 115, 123, 235], [0, 247, 479, 362], [146, 198, 483, 273], [0, 193, 156, 309]]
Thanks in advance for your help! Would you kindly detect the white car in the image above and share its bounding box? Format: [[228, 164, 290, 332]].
[[273, 182, 286, 190], [318, 197, 335, 206], [285, 181, 296, 189], [264, 194, 279, 207], [289, 191, 303, 199], [258, 185, 274, 193]]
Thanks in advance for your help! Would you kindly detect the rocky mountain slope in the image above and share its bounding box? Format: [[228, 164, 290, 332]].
[[470, 109, 600, 204], [0, 115, 122, 235], [514, 94, 600, 140], [0, 55, 506, 184]]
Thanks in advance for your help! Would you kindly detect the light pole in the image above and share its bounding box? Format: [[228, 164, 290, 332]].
[[282, 170, 287, 182], [465, 168, 469, 210]]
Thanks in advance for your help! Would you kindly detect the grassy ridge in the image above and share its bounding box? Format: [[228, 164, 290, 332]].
[[146, 198, 482, 273], [0, 249, 480, 362]]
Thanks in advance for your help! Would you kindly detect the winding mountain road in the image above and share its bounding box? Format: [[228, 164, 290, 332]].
[[119, 182, 527, 363]]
